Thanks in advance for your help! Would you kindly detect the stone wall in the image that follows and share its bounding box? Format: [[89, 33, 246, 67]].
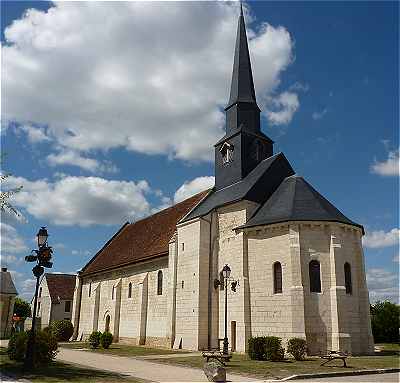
[[75, 257, 170, 345]]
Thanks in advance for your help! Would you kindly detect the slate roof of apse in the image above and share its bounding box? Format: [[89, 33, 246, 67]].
[[239, 175, 363, 232], [0, 270, 18, 295], [80, 190, 209, 276], [45, 273, 76, 301], [182, 152, 295, 222]]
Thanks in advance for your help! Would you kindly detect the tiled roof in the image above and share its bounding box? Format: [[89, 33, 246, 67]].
[[80, 190, 209, 276], [45, 273, 76, 301]]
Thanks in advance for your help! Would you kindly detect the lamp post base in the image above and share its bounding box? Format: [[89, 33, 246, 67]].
[[222, 337, 229, 356]]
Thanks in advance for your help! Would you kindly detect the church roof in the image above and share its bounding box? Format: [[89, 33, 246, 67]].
[[44, 273, 76, 301], [182, 152, 295, 222], [0, 268, 18, 295], [80, 190, 209, 276], [239, 175, 363, 232]]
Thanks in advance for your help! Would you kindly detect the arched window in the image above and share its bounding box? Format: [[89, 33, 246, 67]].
[[39, 287, 42, 297], [344, 262, 352, 294], [128, 282, 132, 298], [273, 262, 282, 294], [309, 260, 321, 293], [88, 283, 91, 297], [112, 286, 115, 300], [157, 270, 163, 295]]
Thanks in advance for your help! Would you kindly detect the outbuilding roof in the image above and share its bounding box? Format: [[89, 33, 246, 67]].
[[0, 268, 18, 295], [80, 190, 209, 276], [45, 273, 76, 301], [239, 175, 363, 232]]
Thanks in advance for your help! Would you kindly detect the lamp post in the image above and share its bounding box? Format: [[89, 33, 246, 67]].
[[221, 264, 231, 356], [24, 227, 53, 369]]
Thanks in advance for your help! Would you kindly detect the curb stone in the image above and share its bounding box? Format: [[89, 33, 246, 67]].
[[278, 368, 400, 381]]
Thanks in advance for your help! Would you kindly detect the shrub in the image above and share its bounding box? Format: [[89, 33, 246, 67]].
[[100, 331, 113, 349], [50, 320, 74, 341], [89, 331, 102, 349], [248, 336, 285, 361], [7, 331, 28, 362], [264, 336, 285, 361], [287, 338, 307, 360], [7, 330, 58, 366]]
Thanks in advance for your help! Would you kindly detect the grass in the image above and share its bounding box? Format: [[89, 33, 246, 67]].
[[0, 348, 145, 383], [376, 343, 400, 352], [149, 352, 400, 380], [60, 341, 183, 356]]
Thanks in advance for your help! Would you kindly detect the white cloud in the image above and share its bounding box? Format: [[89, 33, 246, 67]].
[[367, 268, 399, 303], [0, 254, 23, 266], [265, 91, 299, 125], [5, 175, 151, 226], [370, 149, 399, 176], [312, 108, 328, 120], [174, 176, 214, 203], [47, 149, 118, 173], [0, 223, 28, 254], [363, 228, 399, 248], [3, 2, 295, 162], [18, 124, 51, 143], [289, 82, 309, 92]]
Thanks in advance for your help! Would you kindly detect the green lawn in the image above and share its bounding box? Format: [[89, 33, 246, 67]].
[[377, 343, 400, 352], [149, 353, 400, 380], [0, 348, 144, 383], [60, 341, 183, 356]]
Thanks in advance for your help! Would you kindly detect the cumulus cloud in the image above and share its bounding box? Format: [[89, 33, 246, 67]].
[[363, 228, 399, 248], [265, 91, 299, 125], [370, 149, 399, 176], [312, 108, 328, 121], [3, 2, 295, 162], [18, 124, 51, 144], [0, 223, 28, 254], [47, 149, 118, 173], [174, 176, 214, 203], [367, 268, 399, 303], [5, 175, 151, 226]]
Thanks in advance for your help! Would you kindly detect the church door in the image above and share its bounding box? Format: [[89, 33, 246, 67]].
[[231, 321, 236, 352]]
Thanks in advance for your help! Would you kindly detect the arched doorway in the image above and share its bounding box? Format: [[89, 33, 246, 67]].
[[105, 314, 110, 332]]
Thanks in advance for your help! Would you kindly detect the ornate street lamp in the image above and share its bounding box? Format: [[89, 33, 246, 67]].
[[221, 264, 231, 356], [24, 227, 53, 368]]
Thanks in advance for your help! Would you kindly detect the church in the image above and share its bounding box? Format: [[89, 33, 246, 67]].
[[71, 6, 374, 355]]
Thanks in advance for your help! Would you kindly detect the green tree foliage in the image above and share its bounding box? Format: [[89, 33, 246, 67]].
[[0, 155, 23, 217], [50, 320, 74, 341], [370, 301, 400, 343], [13, 297, 31, 319]]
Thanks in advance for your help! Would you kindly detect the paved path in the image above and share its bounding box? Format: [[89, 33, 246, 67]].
[[57, 348, 259, 382]]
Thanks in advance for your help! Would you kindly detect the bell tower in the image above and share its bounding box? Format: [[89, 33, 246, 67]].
[[215, 4, 273, 190]]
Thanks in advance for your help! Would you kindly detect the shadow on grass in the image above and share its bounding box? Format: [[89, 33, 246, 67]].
[[0, 349, 135, 382]]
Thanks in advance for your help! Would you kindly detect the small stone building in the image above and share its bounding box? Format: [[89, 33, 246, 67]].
[[0, 267, 18, 338], [72, 6, 374, 355], [32, 273, 76, 329]]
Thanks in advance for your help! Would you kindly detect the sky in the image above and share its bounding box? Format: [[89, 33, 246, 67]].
[[1, 0, 398, 303]]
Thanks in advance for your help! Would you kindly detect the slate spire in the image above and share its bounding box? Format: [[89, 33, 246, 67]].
[[226, 3, 259, 112]]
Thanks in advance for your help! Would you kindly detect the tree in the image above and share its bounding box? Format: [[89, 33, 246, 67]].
[[370, 301, 400, 343], [0, 154, 23, 217], [14, 298, 31, 319]]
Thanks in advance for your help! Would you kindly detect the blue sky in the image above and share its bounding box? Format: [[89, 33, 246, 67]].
[[1, 1, 398, 302]]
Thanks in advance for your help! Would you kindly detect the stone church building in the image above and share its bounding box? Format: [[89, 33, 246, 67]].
[[72, 7, 374, 355]]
